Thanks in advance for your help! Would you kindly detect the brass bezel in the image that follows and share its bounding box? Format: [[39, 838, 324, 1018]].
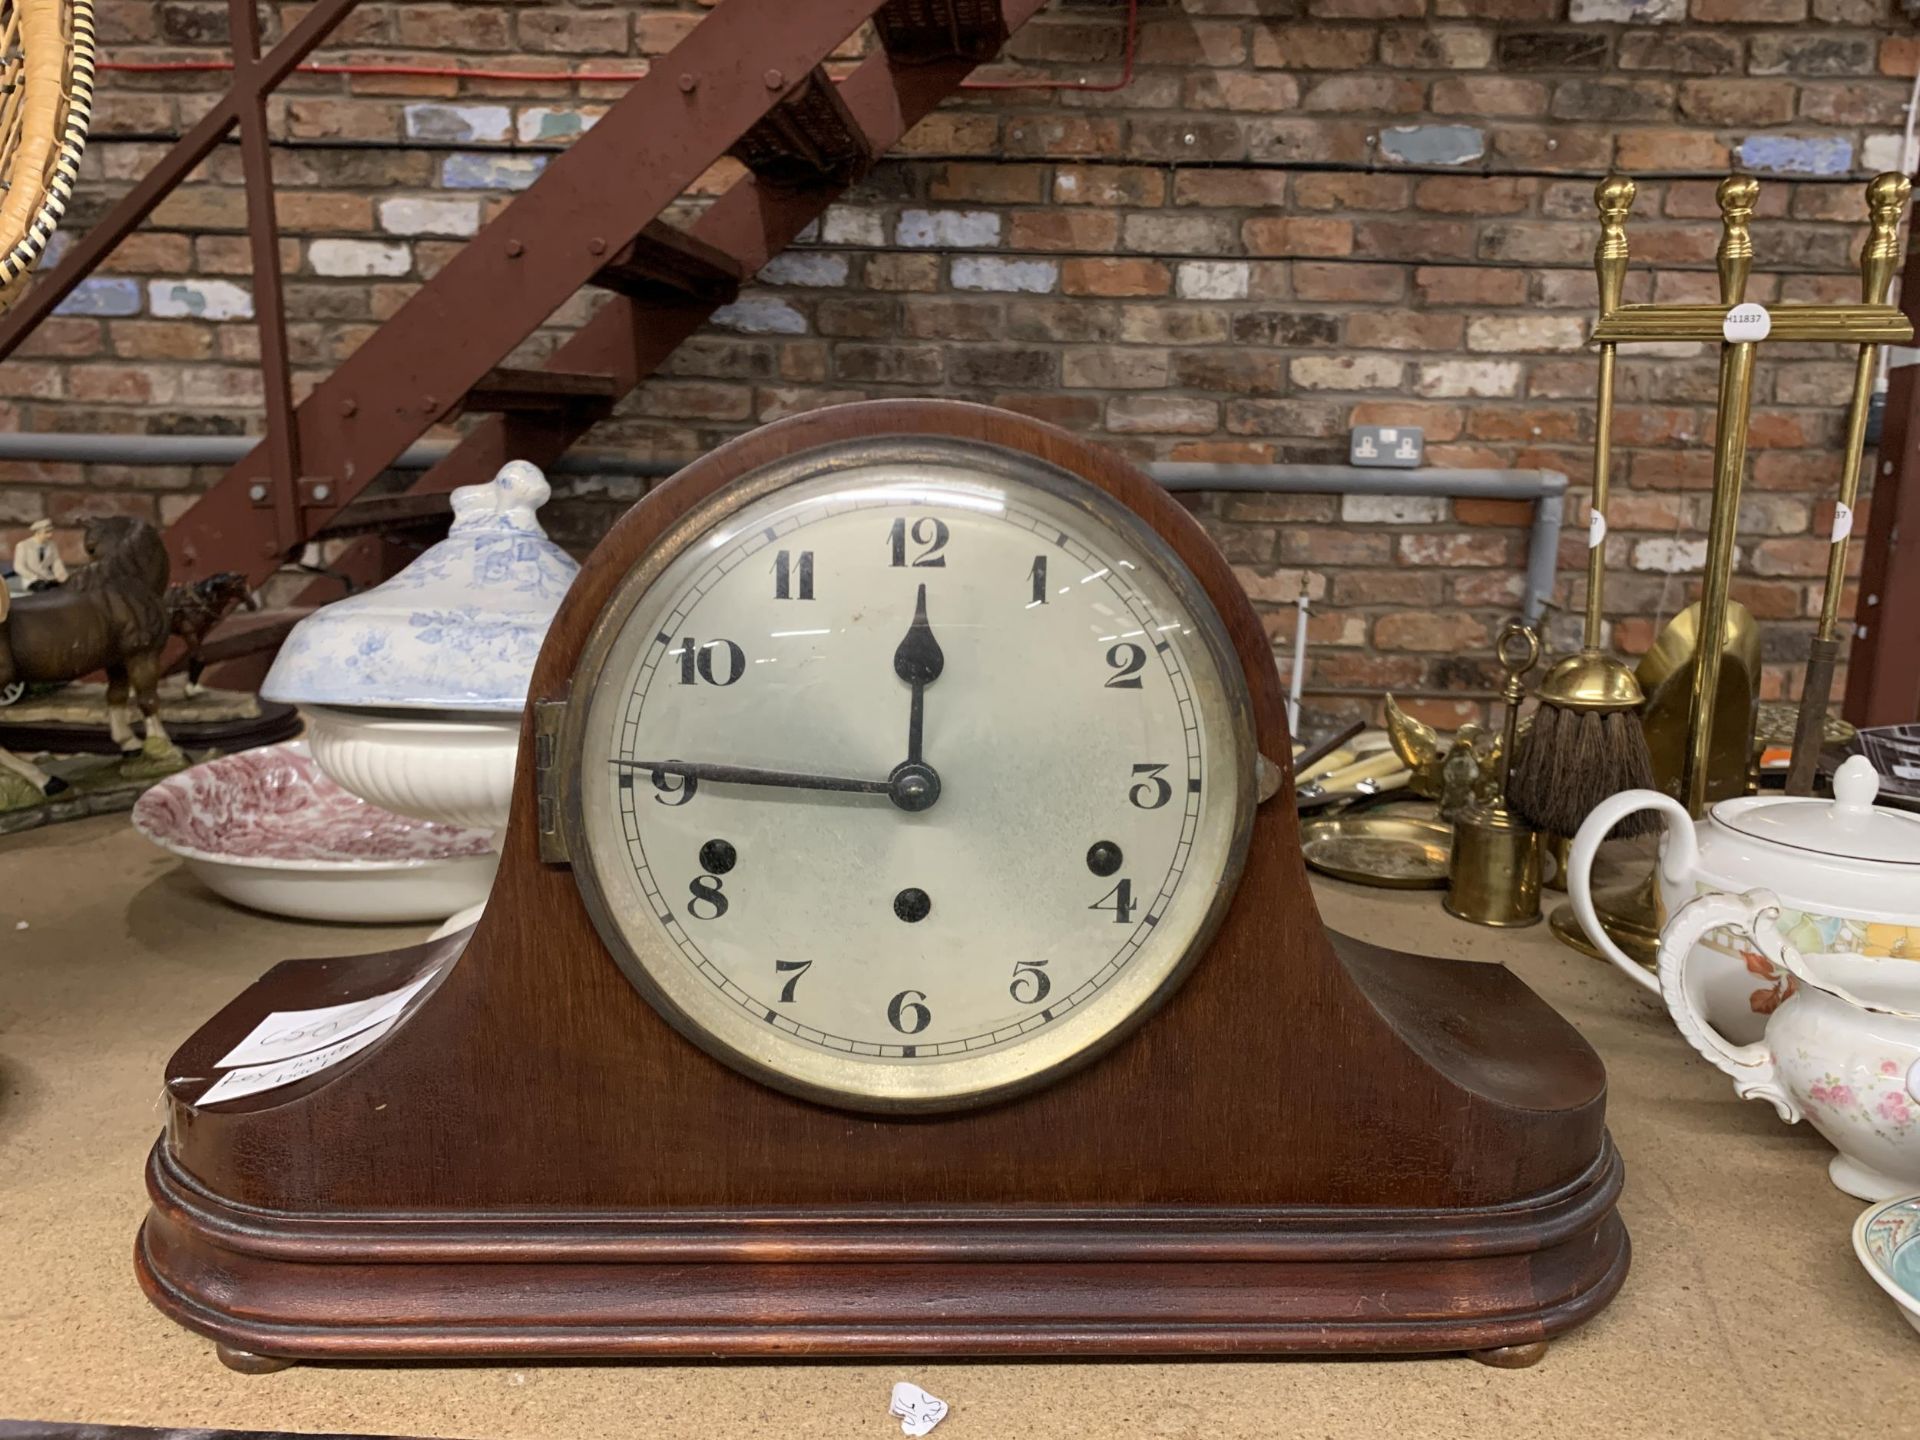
[[558, 434, 1258, 1115]]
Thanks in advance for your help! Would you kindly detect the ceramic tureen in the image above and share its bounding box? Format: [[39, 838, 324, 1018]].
[[262, 460, 579, 840], [1571, 757, 1920, 1199]]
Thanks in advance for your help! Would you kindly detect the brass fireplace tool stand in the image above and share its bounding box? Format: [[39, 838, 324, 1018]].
[[1552, 171, 1914, 966]]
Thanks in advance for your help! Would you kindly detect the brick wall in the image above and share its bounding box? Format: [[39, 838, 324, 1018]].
[[6, 0, 1919, 727]]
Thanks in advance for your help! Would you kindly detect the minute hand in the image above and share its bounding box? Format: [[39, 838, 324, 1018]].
[[611, 759, 891, 795]]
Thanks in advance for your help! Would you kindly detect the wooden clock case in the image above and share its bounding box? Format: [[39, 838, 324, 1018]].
[[138, 400, 1628, 1369]]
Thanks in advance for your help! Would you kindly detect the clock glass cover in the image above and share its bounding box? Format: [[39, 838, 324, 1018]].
[[566, 437, 1255, 1111]]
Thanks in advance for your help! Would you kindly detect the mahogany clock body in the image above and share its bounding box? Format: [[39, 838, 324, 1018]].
[[138, 401, 1627, 1365]]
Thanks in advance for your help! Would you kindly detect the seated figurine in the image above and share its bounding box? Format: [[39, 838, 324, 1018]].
[[13, 518, 68, 591]]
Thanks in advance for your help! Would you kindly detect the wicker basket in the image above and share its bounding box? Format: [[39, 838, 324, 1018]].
[[0, 0, 94, 313]]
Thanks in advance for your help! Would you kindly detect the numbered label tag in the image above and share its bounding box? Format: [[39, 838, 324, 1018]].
[[1723, 302, 1772, 344], [216, 970, 439, 1069], [1832, 501, 1854, 543], [197, 1017, 401, 1107], [889, 1382, 950, 1437], [1588, 511, 1608, 550]]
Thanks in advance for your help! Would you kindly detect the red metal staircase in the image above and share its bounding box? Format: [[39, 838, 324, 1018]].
[[0, 0, 1043, 591]]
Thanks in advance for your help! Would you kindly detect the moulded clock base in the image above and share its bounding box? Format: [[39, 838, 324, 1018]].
[[137, 1137, 1627, 1364]]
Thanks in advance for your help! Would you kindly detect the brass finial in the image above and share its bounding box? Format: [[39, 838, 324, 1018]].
[[1593, 174, 1636, 319], [1716, 174, 1761, 306], [1861, 172, 1911, 306]]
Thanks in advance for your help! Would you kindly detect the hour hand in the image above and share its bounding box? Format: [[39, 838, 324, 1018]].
[[893, 582, 945, 689], [613, 758, 891, 797], [894, 582, 944, 769]]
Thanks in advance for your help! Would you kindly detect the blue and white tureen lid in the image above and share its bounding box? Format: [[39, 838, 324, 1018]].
[[262, 461, 580, 713]]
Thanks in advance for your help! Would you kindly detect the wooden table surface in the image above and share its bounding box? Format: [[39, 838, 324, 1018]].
[[1, 814, 1912, 1438]]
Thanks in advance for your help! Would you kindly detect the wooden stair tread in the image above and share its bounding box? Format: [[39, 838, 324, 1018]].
[[308, 492, 453, 543], [873, 0, 1008, 62], [730, 66, 874, 187], [150, 0, 1039, 592], [592, 221, 744, 303], [462, 367, 620, 414]]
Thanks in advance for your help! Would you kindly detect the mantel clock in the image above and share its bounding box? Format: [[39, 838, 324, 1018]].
[[139, 401, 1626, 1370]]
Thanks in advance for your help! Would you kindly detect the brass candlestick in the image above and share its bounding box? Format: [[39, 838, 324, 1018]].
[[1551, 172, 1915, 968], [1785, 172, 1912, 795]]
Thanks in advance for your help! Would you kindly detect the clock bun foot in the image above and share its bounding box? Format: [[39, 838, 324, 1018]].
[[1469, 1341, 1548, 1370], [215, 1344, 294, 1375]]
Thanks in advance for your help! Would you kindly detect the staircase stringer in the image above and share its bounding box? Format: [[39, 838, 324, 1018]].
[[383, 0, 1053, 505], [163, 0, 888, 589]]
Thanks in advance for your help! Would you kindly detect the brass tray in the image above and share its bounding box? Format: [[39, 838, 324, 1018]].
[[1301, 813, 1452, 890]]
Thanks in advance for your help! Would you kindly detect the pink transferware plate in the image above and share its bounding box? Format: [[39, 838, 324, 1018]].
[[131, 740, 497, 923]]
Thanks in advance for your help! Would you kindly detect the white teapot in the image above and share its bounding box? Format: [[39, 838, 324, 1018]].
[[1568, 756, 1920, 1043], [1569, 757, 1920, 1199]]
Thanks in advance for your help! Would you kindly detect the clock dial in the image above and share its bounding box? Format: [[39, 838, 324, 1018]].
[[569, 439, 1255, 1111]]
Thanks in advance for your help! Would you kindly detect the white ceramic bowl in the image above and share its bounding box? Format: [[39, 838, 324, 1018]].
[[131, 740, 498, 923], [1853, 1192, 1920, 1336], [301, 705, 522, 832]]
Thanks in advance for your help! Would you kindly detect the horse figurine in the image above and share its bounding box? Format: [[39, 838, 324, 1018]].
[[0, 515, 178, 796], [165, 570, 257, 695]]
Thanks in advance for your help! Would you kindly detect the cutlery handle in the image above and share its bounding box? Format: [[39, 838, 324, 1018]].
[[1312, 752, 1405, 791]]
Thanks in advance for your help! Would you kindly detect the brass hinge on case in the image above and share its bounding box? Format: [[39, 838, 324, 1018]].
[[533, 698, 570, 865]]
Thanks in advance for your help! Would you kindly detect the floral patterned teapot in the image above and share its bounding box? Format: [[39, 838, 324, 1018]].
[[1571, 756, 1920, 1199], [1568, 755, 1920, 1041]]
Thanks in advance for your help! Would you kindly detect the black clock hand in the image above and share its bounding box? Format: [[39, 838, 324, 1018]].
[[887, 583, 945, 813], [611, 759, 890, 796], [893, 582, 944, 766]]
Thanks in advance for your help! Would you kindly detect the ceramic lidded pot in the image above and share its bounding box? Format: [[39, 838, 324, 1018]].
[[1653, 882, 1920, 1201], [1568, 756, 1920, 1044], [261, 461, 579, 833], [1570, 757, 1920, 1199]]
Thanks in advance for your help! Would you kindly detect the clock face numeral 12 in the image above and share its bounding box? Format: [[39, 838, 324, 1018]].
[[887, 516, 949, 568]]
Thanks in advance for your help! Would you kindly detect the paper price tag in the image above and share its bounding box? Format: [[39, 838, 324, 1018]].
[[1831, 501, 1853, 543], [1723, 303, 1771, 344], [216, 969, 439, 1069], [1588, 511, 1607, 550], [196, 1015, 399, 1107], [889, 1382, 950, 1437]]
